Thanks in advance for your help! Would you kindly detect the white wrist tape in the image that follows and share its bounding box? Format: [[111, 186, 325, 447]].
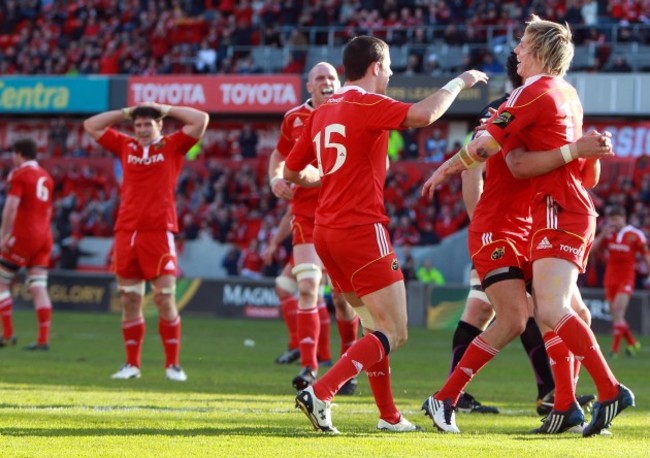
[[270, 176, 284, 188], [441, 78, 466, 97], [560, 144, 573, 164]]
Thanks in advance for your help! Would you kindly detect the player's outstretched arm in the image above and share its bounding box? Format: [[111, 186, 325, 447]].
[[421, 133, 500, 199], [403, 70, 489, 128], [506, 130, 613, 179]]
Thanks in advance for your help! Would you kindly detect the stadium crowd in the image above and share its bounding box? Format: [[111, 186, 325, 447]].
[[0, 0, 649, 76]]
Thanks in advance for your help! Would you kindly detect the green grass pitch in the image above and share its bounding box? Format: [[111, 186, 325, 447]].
[[0, 310, 647, 457]]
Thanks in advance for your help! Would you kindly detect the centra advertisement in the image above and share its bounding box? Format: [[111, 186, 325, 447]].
[[0, 76, 109, 113]]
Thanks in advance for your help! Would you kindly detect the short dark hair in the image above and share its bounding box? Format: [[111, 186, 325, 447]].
[[342, 36, 388, 82], [605, 205, 626, 218], [132, 105, 163, 121], [506, 52, 523, 89], [12, 138, 37, 160]]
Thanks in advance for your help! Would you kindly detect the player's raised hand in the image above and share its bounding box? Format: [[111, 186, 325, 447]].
[[458, 70, 489, 88], [271, 177, 294, 200]]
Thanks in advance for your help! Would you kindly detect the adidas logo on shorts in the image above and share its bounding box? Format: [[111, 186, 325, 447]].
[[536, 237, 552, 250]]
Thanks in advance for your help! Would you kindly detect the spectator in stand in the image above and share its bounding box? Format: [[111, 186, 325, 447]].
[[479, 52, 504, 75], [638, 175, 650, 205], [222, 246, 241, 276], [402, 54, 423, 76], [281, 53, 306, 74], [195, 38, 217, 73], [399, 246, 417, 283], [416, 259, 446, 286], [607, 56, 632, 72], [58, 233, 94, 270], [238, 123, 259, 158], [48, 118, 68, 157], [401, 127, 421, 159], [239, 239, 264, 279], [424, 128, 448, 163], [236, 54, 264, 74], [387, 130, 404, 161], [424, 53, 444, 76], [435, 204, 467, 240], [393, 215, 421, 246]]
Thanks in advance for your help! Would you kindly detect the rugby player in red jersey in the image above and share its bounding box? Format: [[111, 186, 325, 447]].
[[84, 102, 208, 381], [285, 35, 488, 433], [422, 16, 633, 437], [0, 139, 54, 351], [592, 205, 649, 357], [268, 62, 360, 394]]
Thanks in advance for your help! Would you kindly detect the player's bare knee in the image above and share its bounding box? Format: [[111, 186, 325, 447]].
[[121, 295, 142, 317], [152, 284, 176, 313], [297, 278, 319, 300], [464, 299, 494, 328]]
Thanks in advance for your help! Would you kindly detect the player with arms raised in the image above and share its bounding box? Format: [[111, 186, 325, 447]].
[[84, 102, 208, 381]]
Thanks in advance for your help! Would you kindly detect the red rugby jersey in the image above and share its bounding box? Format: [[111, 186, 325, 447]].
[[7, 161, 54, 242], [486, 75, 595, 216], [285, 86, 411, 229], [98, 128, 197, 232], [276, 100, 320, 220], [603, 225, 649, 285]]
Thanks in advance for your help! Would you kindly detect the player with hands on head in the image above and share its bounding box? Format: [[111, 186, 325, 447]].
[[84, 101, 208, 381]]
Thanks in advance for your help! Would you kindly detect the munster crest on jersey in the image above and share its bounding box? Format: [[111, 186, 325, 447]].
[[491, 246, 505, 260], [391, 258, 399, 271], [493, 111, 515, 129]]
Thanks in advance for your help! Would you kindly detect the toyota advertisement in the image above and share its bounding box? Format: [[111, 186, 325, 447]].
[[127, 75, 302, 114]]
